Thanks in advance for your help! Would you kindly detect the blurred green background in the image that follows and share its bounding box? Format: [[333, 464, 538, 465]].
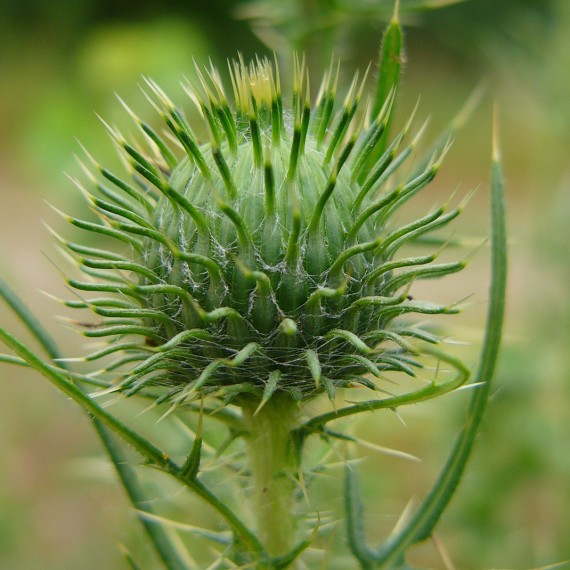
[[1, 0, 568, 568]]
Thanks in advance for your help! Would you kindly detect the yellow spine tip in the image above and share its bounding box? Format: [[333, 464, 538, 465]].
[[492, 104, 501, 162], [392, 0, 400, 22]]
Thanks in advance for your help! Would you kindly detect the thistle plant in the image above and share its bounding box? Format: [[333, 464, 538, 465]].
[[0, 3, 507, 568]]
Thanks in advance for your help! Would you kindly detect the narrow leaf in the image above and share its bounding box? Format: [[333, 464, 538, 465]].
[[374, 114, 507, 564], [253, 370, 281, 416], [345, 466, 376, 569], [0, 276, 62, 361], [297, 347, 469, 433], [369, 0, 403, 164], [180, 399, 204, 480], [98, 424, 195, 570]]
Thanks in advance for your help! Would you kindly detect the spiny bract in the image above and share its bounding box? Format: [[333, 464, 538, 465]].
[[61, 57, 464, 409]]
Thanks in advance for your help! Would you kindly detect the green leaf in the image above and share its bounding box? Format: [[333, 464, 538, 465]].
[[0, 280, 195, 569], [374, 114, 507, 565], [99, 425, 196, 570], [253, 370, 281, 416], [180, 401, 204, 480], [296, 346, 469, 435], [0, 328, 174, 466], [0, 328, 264, 556], [271, 522, 320, 569], [345, 465, 376, 569], [368, 0, 403, 169], [119, 544, 144, 570], [0, 275, 62, 361], [372, 1, 402, 119]]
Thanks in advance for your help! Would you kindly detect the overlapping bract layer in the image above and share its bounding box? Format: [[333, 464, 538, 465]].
[[61, 57, 464, 407]]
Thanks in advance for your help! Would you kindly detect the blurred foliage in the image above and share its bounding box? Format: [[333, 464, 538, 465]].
[[21, 17, 213, 182], [420, 0, 555, 62], [1, 0, 569, 568]]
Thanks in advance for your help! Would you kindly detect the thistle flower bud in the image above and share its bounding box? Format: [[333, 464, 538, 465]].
[[64, 56, 463, 409]]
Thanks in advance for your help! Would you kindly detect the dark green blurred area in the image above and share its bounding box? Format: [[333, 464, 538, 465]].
[[1, 0, 569, 568]]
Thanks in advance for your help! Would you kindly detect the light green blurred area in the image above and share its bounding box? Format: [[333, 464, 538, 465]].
[[1, 0, 569, 568]]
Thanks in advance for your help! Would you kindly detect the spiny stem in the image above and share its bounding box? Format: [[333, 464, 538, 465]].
[[0, 329, 265, 556], [242, 393, 300, 558], [294, 347, 469, 447]]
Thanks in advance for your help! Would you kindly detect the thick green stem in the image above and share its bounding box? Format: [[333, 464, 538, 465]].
[[242, 393, 299, 559]]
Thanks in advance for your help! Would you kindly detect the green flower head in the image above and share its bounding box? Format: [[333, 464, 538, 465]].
[[61, 56, 463, 410]]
